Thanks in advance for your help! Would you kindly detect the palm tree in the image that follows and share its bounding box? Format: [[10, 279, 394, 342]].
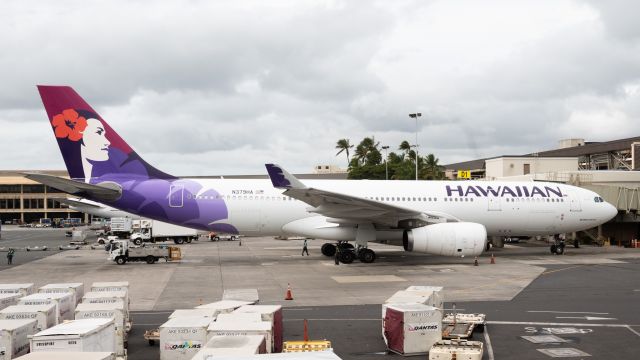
[[423, 153, 443, 179], [335, 139, 353, 167], [354, 137, 380, 165]]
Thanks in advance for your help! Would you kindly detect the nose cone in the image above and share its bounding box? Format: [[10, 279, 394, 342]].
[[604, 203, 618, 221]]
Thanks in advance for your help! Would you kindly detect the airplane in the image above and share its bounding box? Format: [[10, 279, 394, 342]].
[[27, 85, 618, 264], [58, 198, 142, 219]]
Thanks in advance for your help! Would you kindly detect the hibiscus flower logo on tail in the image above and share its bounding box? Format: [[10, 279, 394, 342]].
[[51, 109, 87, 141]]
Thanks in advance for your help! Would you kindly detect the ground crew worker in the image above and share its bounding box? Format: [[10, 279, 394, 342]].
[[334, 244, 340, 265], [7, 248, 14, 265], [302, 239, 309, 256]]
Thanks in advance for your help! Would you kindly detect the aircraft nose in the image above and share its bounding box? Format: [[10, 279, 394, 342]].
[[605, 203, 618, 221]]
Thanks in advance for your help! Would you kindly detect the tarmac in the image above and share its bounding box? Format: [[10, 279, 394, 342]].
[[1, 227, 639, 359]]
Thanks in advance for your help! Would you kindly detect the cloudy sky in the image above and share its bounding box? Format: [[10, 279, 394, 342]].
[[1, 0, 639, 175]]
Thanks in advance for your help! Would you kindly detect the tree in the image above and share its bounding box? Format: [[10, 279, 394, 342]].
[[422, 153, 444, 180], [335, 139, 353, 167]]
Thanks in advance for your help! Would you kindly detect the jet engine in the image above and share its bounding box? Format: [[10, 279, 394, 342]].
[[403, 222, 487, 257]]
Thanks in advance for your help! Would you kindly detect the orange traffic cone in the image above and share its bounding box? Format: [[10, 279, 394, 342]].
[[490, 253, 496, 264], [285, 283, 294, 300], [474, 257, 478, 266]]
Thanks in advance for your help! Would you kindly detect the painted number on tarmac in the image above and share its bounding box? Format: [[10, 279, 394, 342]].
[[524, 327, 593, 335]]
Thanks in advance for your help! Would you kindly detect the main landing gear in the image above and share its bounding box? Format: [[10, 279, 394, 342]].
[[320, 242, 376, 264]]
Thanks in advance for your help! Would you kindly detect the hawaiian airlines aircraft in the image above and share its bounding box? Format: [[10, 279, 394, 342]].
[[28, 86, 618, 263]]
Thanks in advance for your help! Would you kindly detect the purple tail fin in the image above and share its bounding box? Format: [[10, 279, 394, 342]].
[[38, 85, 173, 182]]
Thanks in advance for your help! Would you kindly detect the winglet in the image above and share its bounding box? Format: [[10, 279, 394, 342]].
[[265, 164, 307, 189]]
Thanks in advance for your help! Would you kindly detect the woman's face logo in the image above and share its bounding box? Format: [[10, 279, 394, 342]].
[[82, 118, 110, 161]]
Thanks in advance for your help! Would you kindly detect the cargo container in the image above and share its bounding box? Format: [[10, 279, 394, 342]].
[[222, 288, 259, 304], [168, 309, 219, 319], [0, 284, 34, 297], [82, 291, 129, 319], [208, 321, 273, 353], [30, 318, 116, 354], [195, 300, 253, 314], [405, 286, 444, 309], [0, 319, 38, 359], [159, 316, 211, 360], [234, 305, 283, 353], [74, 302, 127, 357], [191, 335, 267, 359], [38, 283, 85, 309], [0, 294, 21, 311], [213, 351, 343, 359], [383, 303, 442, 356], [18, 292, 74, 322], [215, 313, 263, 323], [0, 304, 57, 330], [15, 352, 115, 360], [429, 339, 483, 360]]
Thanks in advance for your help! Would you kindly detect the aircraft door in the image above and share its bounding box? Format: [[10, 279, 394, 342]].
[[487, 197, 501, 211], [169, 184, 184, 208], [569, 192, 582, 212]]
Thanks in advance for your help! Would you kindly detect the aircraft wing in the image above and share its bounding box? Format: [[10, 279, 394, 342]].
[[23, 173, 122, 202], [265, 164, 458, 228], [55, 198, 102, 209]]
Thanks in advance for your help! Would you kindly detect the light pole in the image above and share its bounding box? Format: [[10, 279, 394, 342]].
[[409, 113, 422, 180], [382, 145, 389, 180]]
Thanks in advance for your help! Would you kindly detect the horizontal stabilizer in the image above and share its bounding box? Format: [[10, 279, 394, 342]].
[[24, 173, 122, 201]]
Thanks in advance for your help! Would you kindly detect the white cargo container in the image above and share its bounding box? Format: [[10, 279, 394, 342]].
[[0, 284, 34, 297], [82, 291, 129, 319], [38, 283, 85, 309], [74, 303, 126, 357], [208, 321, 273, 353], [383, 303, 442, 356], [195, 300, 252, 313], [234, 305, 283, 353], [30, 318, 116, 353], [15, 352, 115, 360], [18, 292, 74, 322], [0, 294, 21, 311], [0, 319, 38, 359], [191, 335, 267, 359], [169, 309, 219, 319], [222, 288, 259, 304], [0, 304, 57, 330], [159, 317, 211, 360], [216, 313, 263, 323], [90, 281, 129, 293], [405, 286, 444, 309], [213, 351, 343, 359]]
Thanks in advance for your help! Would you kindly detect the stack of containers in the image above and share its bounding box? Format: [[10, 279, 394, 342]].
[[82, 290, 130, 330], [0, 294, 22, 311], [18, 292, 74, 322], [16, 352, 115, 360], [0, 319, 39, 358], [89, 282, 130, 309], [191, 335, 267, 359], [222, 289, 260, 304], [234, 305, 284, 353], [38, 283, 85, 309], [159, 316, 212, 360], [0, 284, 34, 297], [0, 304, 57, 330], [75, 302, 127, 358], [29, 318, 116, 354], [196, 300, 253, 314]]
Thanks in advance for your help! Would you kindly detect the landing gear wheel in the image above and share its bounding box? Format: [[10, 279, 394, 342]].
[[338, 243, 354, 250], [338, 250, 355, 264], [550, 244, 557, 254], [146, 255, 156, 264], [321, 243, 336, 257], [358, 249, 376, 263]]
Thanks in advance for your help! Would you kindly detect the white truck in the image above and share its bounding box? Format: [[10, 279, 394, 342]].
[[108, 240, 181, 265], [130, 220, 199, 245]]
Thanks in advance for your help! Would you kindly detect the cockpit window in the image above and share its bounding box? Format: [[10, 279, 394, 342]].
[[594, 197, 604, 203]]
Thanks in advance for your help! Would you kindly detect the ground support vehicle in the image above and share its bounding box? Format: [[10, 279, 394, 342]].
[[130, 220, 199, 245], [108, 240, 181, 265]]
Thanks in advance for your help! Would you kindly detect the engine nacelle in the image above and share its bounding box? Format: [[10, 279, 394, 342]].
[[403, 223, 487, 257]]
